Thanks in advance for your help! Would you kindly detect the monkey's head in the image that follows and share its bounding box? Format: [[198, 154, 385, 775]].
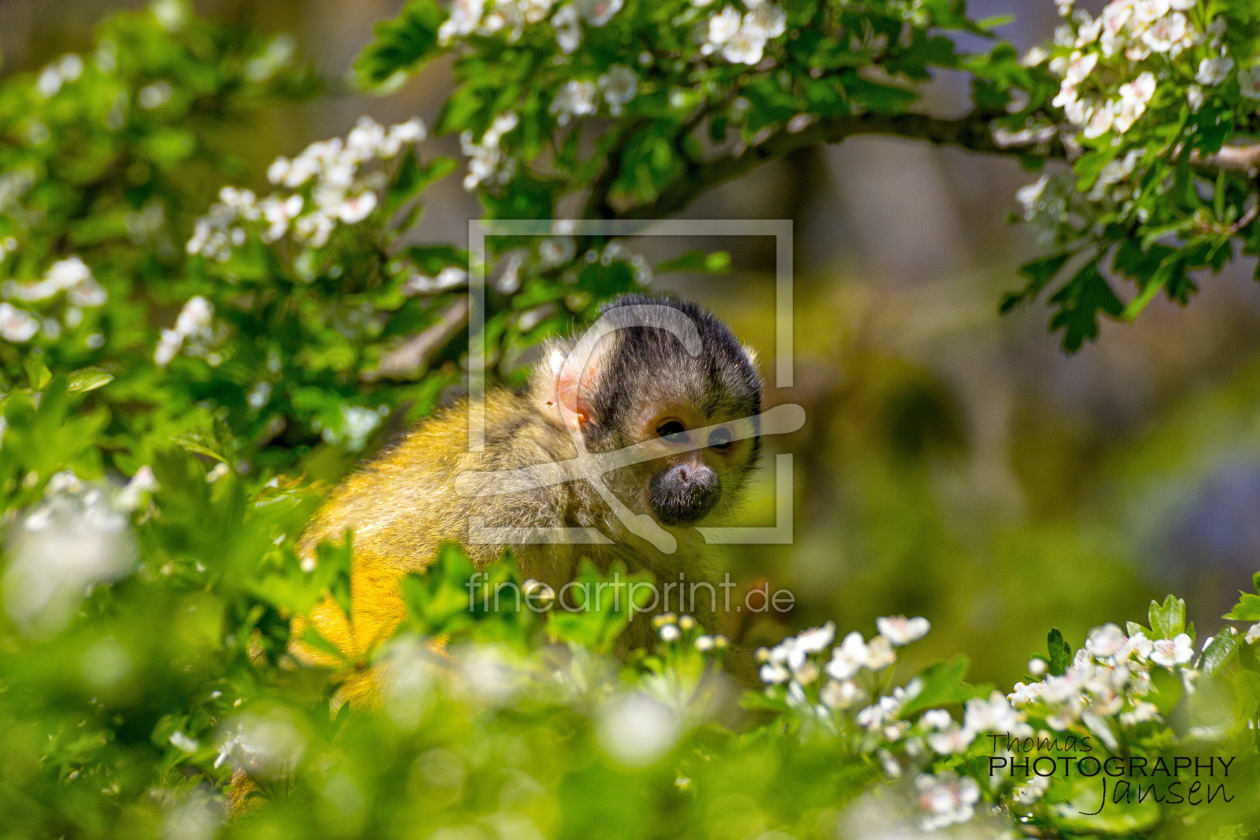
[[533, 294, 763, 529]]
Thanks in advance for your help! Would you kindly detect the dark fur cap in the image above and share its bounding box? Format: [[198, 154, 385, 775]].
[[580, 294, 763, 451]]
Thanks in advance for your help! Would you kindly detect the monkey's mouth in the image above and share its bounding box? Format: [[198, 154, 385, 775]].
[[648, 464, 721, 526]]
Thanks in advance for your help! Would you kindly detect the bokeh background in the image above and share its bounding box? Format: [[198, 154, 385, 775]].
[[6, 0, 1260, 685]]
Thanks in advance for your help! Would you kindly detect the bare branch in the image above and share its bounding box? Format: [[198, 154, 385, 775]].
[[364, 297, 470, 382], [1191, 143, 1260, 173]]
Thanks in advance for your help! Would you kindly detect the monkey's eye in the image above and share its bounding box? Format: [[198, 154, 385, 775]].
[[708, 427, 733, 451], [656, 419, 690, 444]]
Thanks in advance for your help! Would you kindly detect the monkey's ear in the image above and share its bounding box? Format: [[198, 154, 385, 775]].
[[532, 340, 599, 432], [742, 344, 760, 367], [553, 363, 594, 432]]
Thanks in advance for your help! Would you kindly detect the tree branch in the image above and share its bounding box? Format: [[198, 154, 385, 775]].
[[1191, 143, 1260, 173], [621, 109, 1068, 220], [613, 107, 1260, 221]]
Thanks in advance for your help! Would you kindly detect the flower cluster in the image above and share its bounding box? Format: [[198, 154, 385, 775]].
[[0, 257, 108, 345], [154, 295, 217, 368], [756, 615, 930, 720], [1008, 622, 1203, 752], [461, 112, 519, 190], [186, 116, 425, 259], [699, 2, 787, 66], [755, 609, 1233, 829], [434, 0, 623, 53], [2, 470, 149, 636], [1045, 0, 1238, 146], [548, 64, 640, 128], [915, 772, 981, 831], [652, 612, 729, 653]]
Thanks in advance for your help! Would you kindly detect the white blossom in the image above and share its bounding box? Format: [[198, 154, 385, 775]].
[[0, 303, 40, 342], [744, 4, 786, 39], [462, 111, 519, 190], [4, 256, 107, 307], [1085, 623, 1126, 659], [336, 191, 377, 224], [3, 473, 136, 636], [550, 80, 598, 126], [214, 711, 306, 777], [1016, 176, 1048, 217], [1132, 0, 1171, 25], [1140, 12, 1188, 54], [1197, 55, 1234, 86], [825, 631, 869, 681], [875, 615, 930, 645], [1149, 633, 1194, 667], [864, 636, 896, 670], [819, 679, 863, 709], [1063, 51, 1097, 86], [1239, 67, 1260, 100], [702, 7, 742, 54], [1120, 631, 1153, 662], [964, 691, 1032, 737], [1120, 700, 1161, 726], [926, 724, 975, 755], [916, 773, 980, 831], [1083, 103, 1115, 139], [155, 296, 215, 367], [598, 65, 638, 114], [1009, 680, 1044, 706], [1247, 623, 1260, 645], [597, 692, 680, 767], [794, 621, 836, 654], [722, 27, 767, 65], [438, 0, 486, 44], [552, 4, 581, 53], [1187, 84, 1205, 112]]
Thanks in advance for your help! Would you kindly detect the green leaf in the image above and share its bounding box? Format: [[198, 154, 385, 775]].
[[654, 250, 732, 275], [66, 368, 114, 393], [1047, 628, 1072, 676], [1149, 594, 1187, 639], [355, 0, 446, 88], [1225, 593, 1260, 622], [1001, 252, 1072, 313], [1048, 260, 1124, 353], [1201, 629, 1239, 675], [901, 656, 984, 715], [24, 358, 52, 391]]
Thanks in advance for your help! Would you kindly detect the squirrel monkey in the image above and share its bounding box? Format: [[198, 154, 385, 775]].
[[292, 294, 764, 705]]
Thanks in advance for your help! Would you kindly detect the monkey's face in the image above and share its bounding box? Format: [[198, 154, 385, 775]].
[[579, 305, 764, 529], [636, 406, 761, 527]]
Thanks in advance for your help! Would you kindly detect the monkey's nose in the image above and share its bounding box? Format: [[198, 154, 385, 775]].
[[649, 461, 721, 526]]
